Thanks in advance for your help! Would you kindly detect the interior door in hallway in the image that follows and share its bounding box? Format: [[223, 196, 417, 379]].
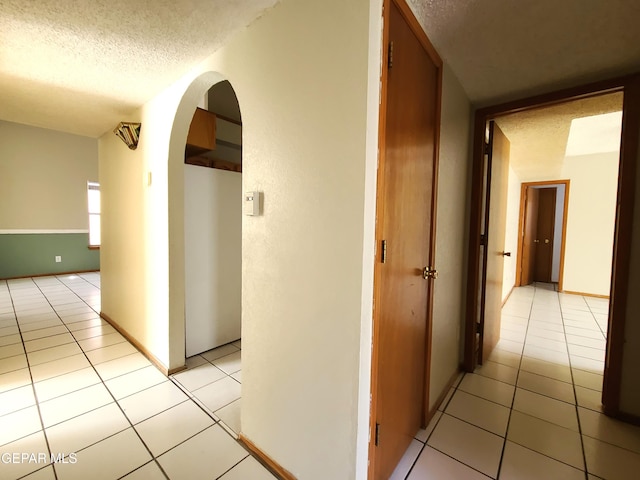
[[479, 121, 510, 363], [370, 1, 440, 478], [520, 186, 539, 285], [534, 187, 556, 282]]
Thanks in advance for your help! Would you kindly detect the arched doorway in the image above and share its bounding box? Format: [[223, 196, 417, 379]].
[[184, 81, 242, 356]]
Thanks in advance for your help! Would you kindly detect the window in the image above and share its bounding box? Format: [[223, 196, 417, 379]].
[[88, 182, 100, 247]]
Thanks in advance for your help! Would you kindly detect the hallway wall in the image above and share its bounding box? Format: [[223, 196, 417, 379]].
[[429, 64, 472, 411], [501, 151, 618, 297], [100, 0, 379, 478], [0, 121, 99, 278]]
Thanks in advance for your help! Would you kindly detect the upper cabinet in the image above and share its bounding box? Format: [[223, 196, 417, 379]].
[[186, 107, 216, 155]]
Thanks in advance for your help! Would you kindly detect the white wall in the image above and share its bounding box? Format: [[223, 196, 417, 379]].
[[502, 152, 617, 297], [561, 152, 618, 296], [429, 64, 472, 411], [100, 0, 379, 478], [0, 120, 98, 229], [502, 165, 522, 300], [184, 165, 241, 356], [551, 184, 565, 282]]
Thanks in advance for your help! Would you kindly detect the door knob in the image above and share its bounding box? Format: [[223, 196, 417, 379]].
[[502, 252, 511, 257], [423, 266, 438, 280], [544, 239, 550, 244], [533, 239, 540, 243]]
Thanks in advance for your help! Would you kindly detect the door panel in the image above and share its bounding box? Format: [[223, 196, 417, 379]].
[[521, 186, 539, 285], [372, 2, 439, 478], [534, 188, 556, 283], [480, 121, 510, 363]]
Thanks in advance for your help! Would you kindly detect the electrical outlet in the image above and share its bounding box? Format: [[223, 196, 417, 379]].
[[55, 256, 62, 263]]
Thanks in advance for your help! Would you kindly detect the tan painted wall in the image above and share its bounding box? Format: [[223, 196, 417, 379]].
[[0, 120, 98, 229], [429, 64, 472, 411], [561, 152, 618, 296], [502, 151, 618, 297], [100, 0, 377, 478]]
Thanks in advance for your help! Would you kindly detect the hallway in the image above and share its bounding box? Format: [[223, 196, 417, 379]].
[[3, 274, 640, 478], [391, 283, 640, 479], [0, 273, 271, 480]]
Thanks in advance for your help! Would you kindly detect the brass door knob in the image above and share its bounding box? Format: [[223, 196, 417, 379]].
[[423, 266, 438, 280]]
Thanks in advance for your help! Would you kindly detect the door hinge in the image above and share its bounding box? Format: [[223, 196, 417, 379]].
[[381, 240, 387, 263], [388, 41, 394, 69], [480, 234, 486, 246], [484, 142, 490, 155], [476, 321, 483, 334], [375, 422, 380, 446]]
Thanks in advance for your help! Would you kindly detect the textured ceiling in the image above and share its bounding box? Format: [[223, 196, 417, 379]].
[[1, 1, 638, 139], [0, 0, 278, 137], [408, 0, 640, 106], [495, 93, 623, 180]]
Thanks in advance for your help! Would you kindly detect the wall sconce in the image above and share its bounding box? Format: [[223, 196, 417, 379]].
[[113, 122, 141, 150]]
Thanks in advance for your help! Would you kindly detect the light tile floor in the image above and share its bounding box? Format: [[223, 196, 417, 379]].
[[392, 282, 640, 480], [0, 273, 274, 480], [5, 275, 639, 479]]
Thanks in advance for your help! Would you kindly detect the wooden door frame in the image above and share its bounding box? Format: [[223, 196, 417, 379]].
[[516, 180, 570, 290], [368, 0, 443, 477], [463, 73, 640, 418]]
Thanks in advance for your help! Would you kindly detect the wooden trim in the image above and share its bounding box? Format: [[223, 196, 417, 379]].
[[185, 155, 242, 172], [368, 0, 391, 475], [369, 0, 443, 476], [1, 269, 99, 281], [603, 76, 640, 414], [501, 285, 515, 307], [605, 410, 640, 427], [427, 367, 462, 420], [88, 246, 100, 250], [516, 180, 570, 289], [477, 76, 629, 119], [99, 312, 178, 376], [214, 113, 242, 126], [463, 113, 488, 372], [515, 185, 527, 287], [464, 71, 640, 417], [561, 290, 610, 299], [391, 0, 443, 68], [422, 15, 443, 429], [238, 434, 296, 480]]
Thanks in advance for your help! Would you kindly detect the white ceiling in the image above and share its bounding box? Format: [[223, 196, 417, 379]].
[[0, 1, 638, 138], [0, 0, 277, 137]]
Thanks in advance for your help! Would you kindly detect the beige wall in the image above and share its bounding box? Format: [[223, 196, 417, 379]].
[[100, 0, 377, 478], [0, 120, 98, 230], [561, 152, 618, 296], [429, 64, 472, 410], [503, 165, 523, 299], [99, 0, 475, 476], [501, 151, 618, 297]]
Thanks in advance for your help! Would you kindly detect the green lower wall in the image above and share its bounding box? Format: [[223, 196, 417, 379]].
[[0, 233, 100, 279]]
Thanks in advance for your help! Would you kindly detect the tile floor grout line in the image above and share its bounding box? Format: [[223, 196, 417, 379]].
[[29, 274, 171, 480], [48, 275, 172, 480], [494, 283, 535, 480], [8, 277, 59, 480], [558, 289, 591, 480]]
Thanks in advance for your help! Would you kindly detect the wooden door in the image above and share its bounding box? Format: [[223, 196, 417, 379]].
[[479, 121, 510, 363], [520, 186, 539, 285], [534, 188, 556, 282], [370, 1, 440, 478]]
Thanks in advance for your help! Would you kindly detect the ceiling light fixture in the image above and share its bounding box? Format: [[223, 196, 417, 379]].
[[113, 122, 141, 150]]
